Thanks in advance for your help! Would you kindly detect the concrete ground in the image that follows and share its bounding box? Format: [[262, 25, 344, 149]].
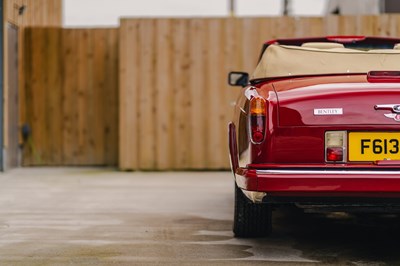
[[1, 168, 400, 265]]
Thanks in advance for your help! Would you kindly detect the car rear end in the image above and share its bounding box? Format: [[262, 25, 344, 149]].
[[229, 38, 400, 237]]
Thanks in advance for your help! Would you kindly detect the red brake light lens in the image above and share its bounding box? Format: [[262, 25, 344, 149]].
[[249, 96, 267, 144], [326, 147, 343, 162], [326, 36, 366, 43]]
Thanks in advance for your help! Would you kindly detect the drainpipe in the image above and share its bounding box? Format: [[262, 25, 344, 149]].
[[283, 0, 290, 15], [229, 0, 235, 17], [0, 0, 4, 171]]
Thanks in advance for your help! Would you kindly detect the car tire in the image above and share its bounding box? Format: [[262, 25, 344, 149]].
[[233, 183, 272, 237]]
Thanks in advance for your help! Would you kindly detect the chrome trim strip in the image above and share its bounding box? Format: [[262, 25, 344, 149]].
[[244, 87, 259, 100], [375, 104, 400, 113], [375, 104, 397, 110], [256, 169, 400, 175]]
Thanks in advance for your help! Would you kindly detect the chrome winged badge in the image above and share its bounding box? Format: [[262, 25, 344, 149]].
[[375, 104, 400, 122], [384, 113, 400, 121]]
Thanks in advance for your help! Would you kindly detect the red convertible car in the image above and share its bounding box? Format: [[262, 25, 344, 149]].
[[228, 36, 400, 237]]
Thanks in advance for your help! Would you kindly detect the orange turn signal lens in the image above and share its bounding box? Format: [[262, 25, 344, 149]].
[[250, 97, 266, 116]]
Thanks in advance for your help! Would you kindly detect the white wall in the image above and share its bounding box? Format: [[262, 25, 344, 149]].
[[63, 0, 227, 27], [236, 0, 282, 16], [64, 0, 382, 27], [63, 0, 330, 27], [291, 0, 326, 16]]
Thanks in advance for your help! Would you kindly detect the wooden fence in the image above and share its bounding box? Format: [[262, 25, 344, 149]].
[[119, 18, 240, 170], [23, 28, 118, 166], [22, 16, 400, 169]]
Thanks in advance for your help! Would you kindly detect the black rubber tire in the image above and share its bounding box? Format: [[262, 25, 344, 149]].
[[233, 184, 272, 237]]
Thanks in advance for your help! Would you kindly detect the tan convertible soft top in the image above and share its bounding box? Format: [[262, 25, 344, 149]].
[[252, 44, 400, 79]]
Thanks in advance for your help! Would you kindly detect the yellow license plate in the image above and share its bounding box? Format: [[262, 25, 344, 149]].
[[349, 132, 400, 161]]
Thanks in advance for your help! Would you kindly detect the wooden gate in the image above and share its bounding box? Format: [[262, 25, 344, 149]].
[[22, 28, 119, 166]]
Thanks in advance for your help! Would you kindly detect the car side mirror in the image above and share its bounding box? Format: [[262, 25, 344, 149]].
[[228, 71, 249, 87]]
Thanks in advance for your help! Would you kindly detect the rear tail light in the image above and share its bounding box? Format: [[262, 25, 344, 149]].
[[249, 96, 267, 144], [326, 36, 366, 43], [326, 147, 343, 161], [325, 131, 347, 162]]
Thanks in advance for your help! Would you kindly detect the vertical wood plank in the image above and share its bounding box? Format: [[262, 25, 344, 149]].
[[224, 18, 244, 169], [357, 15, 376, 36], [189, 19, 207, 169], [295, 17, 324, 37], [45, 28, 62, 165], [325, 16, 339, 35], [76, 29, 89, 165], [338, 16, 358, 35], [384, 15, 398, 37], [85, 30, 96, 164], [138, 19, 156, 170], [206, 19, 224, 169], [47, 0, 53, 25], [241, 18, 259, 73], [225, 18, 241, 74], [61, 29, 78, 164], [104, 28, 119, 166], [155, 19, 173, 170], [25, 0, 33, 25], [119, 20, 139, 170], [276, 16, 296, 39], [218, 18, 230, 169], [41, 0, 48, 25], [31, 0, 39, 25], [9, 0, 17, 24], [92, 29, 107, 164], [52, 0, 62, 26], [5, 0, 11, 23], [172, 19, 190, 169], [257, 18, 272, 48], [30, 27, 46, 164], [15, 0, 23, 25]]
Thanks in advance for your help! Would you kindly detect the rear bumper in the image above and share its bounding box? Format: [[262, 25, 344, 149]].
[[235, 168, 400, 197]]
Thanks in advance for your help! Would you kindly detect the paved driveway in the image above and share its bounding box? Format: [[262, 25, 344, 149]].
[[0, 168, 400, 265]]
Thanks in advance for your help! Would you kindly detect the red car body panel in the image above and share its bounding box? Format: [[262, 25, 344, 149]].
[[229, 36, 400, 201]]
